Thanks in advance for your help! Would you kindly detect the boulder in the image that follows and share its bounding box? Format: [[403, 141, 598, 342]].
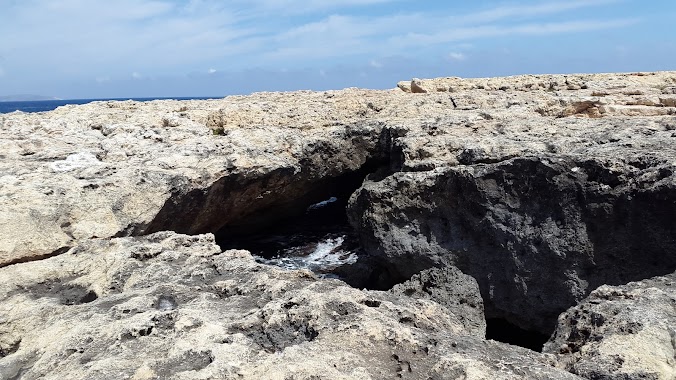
[[390, 266, 486, 337], [349, 153, 676, 333], [545, 272, 676, 380]]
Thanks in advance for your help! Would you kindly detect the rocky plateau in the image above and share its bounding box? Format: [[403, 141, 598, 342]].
[[1, 71, 675, 379]]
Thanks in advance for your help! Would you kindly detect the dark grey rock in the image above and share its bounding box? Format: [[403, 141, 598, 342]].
[[391, 266, 486, 337], [349, 155, 676, 333]]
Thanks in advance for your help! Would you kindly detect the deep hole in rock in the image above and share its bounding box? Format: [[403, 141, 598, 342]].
[[485, 318, 550, 352], [216, 159, 391, 288]]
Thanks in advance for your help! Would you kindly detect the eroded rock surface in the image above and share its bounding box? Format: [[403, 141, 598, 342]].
[[0, 99, 390, 266], [1, 71, 676, 379], [390, 266, 486, 338], [544, 272, 676, 380], [0, 233, 578, 380], [349, 152, 676, 332]]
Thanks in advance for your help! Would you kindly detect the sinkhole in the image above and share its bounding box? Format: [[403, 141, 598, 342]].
[[215, 160, 390, 288]]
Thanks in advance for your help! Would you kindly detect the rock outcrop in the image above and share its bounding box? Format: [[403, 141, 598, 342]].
[[390, 266, 486, 338], [1, 71, 676, 379], [0, 232, 580, 379], [348, 72, 676, 334], [544, 272, 676, 380], [348, 152, 676, 333]]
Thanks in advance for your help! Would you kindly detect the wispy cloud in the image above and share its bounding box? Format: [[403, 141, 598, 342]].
[[388, 18, 639, 47], [448, 52, 467, 62], [0, 0, 639, 74], [0, 0, 653, 97], [453, 0, 623, 24], [231, 0, 405, 15]]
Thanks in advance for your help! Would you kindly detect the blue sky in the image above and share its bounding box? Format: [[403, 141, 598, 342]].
[[0, 0, 674, 99]]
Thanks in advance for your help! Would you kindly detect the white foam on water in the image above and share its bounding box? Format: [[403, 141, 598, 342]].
[[254, 235, 358, 274]]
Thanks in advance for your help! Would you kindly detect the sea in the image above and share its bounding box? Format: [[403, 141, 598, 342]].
[[0, 97, 220, 114]]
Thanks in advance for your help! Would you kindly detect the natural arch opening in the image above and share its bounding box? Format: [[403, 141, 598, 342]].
[[215, 159, 390, 288]]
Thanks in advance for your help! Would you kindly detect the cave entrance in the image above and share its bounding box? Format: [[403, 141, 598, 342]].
[[485, 318, 550, 352], [215, 160, 386, 286]]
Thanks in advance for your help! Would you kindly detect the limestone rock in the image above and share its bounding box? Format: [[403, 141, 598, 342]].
[[2, 71, 676, 379], [410, 78, 429, 93], [0, 97, 391, 266], [397, 80, 412, 93], [544, 272, 676, 380], [2, 72, 676, 267], [0, 233, 578, 379], [390, 266, 486, 337]]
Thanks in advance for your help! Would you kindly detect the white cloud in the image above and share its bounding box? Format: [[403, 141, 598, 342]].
[[454, 0, 622, 25], [388, 18, 638, 48], [369, 60, 383, 68], [262, 1, 637, 64], [132, 72, 143, 79], [208, 68, 217, 74], [0, 1, 637, 71], [0, 0, 257, 79], [447, 52, 466, 62], [233, 0, 404, 15], [0, 0, 645, 95]]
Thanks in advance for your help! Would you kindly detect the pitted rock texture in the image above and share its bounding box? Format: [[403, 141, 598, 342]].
[[1, 71, 676, 379], [390, 266, 486, 338], [0, 233, 579, 380], [544, 272, 676, 380], [2, 72, 676, 267], [0, 102, 389, 266], [349, 153, 676, 333]]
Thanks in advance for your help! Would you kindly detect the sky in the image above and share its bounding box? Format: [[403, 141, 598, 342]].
[[0, 0, 674, 99]]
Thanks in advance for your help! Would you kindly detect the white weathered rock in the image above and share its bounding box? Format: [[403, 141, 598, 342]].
[[544, 272, 676, 380], [0, 233, 579, 379]]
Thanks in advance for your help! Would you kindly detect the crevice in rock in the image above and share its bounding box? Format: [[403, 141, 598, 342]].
[[0, 339, 20, 358], [0, 246, 72, 269], [486, 318, 550, 352]]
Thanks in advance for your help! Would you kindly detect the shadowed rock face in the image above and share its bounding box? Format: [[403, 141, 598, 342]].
[[1, 72, 676, 378], [349, 155, 676, 333]]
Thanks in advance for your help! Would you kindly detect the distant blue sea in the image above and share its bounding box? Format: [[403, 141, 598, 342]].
[[0, 97, 221, 114]]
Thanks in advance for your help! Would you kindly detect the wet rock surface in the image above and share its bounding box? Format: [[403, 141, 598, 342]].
[[1, 71, 676, 378]]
